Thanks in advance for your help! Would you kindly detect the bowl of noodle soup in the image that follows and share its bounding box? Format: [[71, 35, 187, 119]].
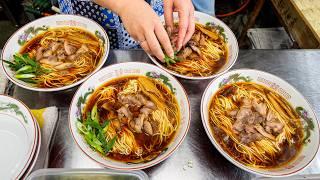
[[147, 11, 238, 80], [69, 62, 190, 170], [1, 14, 109, 92], [201, 69, 319, 177]]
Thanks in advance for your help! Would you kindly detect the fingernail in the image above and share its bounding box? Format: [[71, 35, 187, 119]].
[[166, 26, 172, 34], [170, 52, 174, 58], [178, 43, 182, 51], [160, 55, 165, 62]]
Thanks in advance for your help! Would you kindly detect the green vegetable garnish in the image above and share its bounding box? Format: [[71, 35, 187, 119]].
[[91, 103, 99, 122], [102, 120, 110, 133], [205, 22, 227, 42], [15, 73, 36, 79], [106, 136, 117, 153], [21, 78, 37, 84], [16, 65, 33, 74], [215, 25, 227, 42], [3, 53, 52, 84], [76, 110, 117, 154], [164, 52, 181, 66]]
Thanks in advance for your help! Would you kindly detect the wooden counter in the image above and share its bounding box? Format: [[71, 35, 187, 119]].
[[271, 0, 320, 48]]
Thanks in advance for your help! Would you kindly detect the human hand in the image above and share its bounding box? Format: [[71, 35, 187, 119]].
[[164, 0, 195, 50], [115, 0, 174, 61]]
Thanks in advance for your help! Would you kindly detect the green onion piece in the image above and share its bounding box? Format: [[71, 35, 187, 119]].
[[3, 60, 21, 71], [76, 121, 89, 135], [84, 119, 102, 131], [21, 78, 37, 84], [102, 120, 110, 133], [91, 104, 99, 123], [175, 57, 182, 62], [84, 132, 104, 153], [16, 65, 33, 74], [15, 74, 36, 79], [21, 53, 37, 66], [13, 54, 26, 65], [164, 56, 172, 66], [105, 136, 117, 153], [77, 111, 116, 154], [2, 60, 15, 66], [169, 58, 176, 63]]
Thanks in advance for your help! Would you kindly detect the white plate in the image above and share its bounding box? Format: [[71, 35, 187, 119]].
[[0, 95, 38, 179], [69, 62, 191, 170], [147, 11, 239, 80], [21, 118, 41, 179], [1, 14, 110, 92], [201, 69, 319, 177]]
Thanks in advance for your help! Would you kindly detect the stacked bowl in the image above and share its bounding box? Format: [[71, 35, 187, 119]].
[[0, 95, 41, 179]]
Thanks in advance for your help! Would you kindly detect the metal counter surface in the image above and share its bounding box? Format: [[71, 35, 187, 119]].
[[12, 50, 320, 180]]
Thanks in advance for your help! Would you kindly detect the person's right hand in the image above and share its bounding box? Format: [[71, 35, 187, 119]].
[[164, 0, 195, 50], [95, 0, 174, 61]]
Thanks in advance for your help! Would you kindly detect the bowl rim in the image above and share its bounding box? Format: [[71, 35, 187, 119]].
[[21, 117, 41, 179], [68, 61, 191, 170], [0, 94, 38, 179], [147, 11, 239, 80], [200, 68, 320, 177], [1, 14, 110, 92]]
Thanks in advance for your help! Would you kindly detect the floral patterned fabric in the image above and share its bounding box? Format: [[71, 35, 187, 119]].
[[58, 0, 215, 49]]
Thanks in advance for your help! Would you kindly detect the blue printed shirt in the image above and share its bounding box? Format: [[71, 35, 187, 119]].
[[58, 0, 164, 49]]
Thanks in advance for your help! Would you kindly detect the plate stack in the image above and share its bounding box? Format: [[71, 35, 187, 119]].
[[0, 95, 41, 179]]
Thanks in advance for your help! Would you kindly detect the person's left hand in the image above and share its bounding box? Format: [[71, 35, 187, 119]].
[[164, 0, 195, 51]]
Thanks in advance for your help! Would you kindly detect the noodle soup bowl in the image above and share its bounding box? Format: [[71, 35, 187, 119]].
[[1, 14, 109, 92], [69, 62, 190, 170], [201, 69, 319, 177], [147, 11, 238, 80]]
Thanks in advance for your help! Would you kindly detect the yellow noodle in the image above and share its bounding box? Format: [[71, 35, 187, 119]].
[[209, 82, 303, 167], [82, 76, 180, 162], [23, 27, 104, 88], [168, 23, 227, 77]]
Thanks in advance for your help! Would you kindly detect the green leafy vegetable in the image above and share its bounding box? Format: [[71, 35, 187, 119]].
[[3, 53, 52, 84], [106, 136, 117, 153], [205, 22, 227, 42], [16, 65, 33, 74], [77, 88, 94, 112], [102, 120, 110, 132], [76, 112, 117, 154], [84, 119, 102, 131], [91, 103, 99, 122], [215, 25, 227, 42], [21, 78, 37, 84], [76, 121, 88, 134], [164, 52, 181, 66], [15, 73, 36, 79]]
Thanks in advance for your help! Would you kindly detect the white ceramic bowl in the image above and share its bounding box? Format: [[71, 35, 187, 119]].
[[69, 62, 190, 170], [21, 118, 41, 179], [0, 95, 39, 179], [147, 11, 238, 80], [201, 69, 319, 177], [1, 14, 109, 92]]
